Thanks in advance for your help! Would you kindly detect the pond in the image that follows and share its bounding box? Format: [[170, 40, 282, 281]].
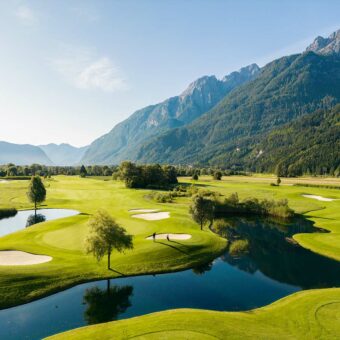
[[0, 209, 79, 237], [0, 217, 339, 340]]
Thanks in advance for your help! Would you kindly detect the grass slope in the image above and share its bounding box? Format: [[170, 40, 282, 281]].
[[47, 288, 340, 340]]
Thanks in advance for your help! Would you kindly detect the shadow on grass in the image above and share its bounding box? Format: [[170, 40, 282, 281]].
[[156, 241, 189, 255], [109, 268, 125, 276]]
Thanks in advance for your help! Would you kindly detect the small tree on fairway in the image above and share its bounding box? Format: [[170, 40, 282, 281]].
[[86, 210, 133, 269], [277, 176, 281, 186], [189, 195, 214, 230], [27, 176, 46, 217], [192, 173, 199, 180], [213, 171, 222, 180], [80, 165, 87, 178]]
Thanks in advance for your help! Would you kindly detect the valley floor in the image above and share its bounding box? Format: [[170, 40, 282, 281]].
[[0, 175, 340, 339]]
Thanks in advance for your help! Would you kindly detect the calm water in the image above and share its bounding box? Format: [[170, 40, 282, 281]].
[[0, 209, 79, 237], [0, 217, 340, 339]]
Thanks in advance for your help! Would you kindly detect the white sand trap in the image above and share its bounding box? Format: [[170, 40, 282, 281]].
[[129, 209, 159, 213], [132, 212, 170, 220], [0, 251, 52, 266], [146, 233, 192, 240], [302, 194, 335, 202]]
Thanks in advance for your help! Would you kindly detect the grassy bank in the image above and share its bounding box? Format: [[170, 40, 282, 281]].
[[1, 175, 340, 339], [47, 288, 340, 339], [0, 176, 226, 309]]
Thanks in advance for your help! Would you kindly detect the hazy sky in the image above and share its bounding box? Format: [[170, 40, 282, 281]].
[[0, 0, 339, 147]]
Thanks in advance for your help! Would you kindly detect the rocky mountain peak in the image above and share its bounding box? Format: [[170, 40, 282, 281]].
[[180, 75, 219, 98], [306, 29, 340, 55]]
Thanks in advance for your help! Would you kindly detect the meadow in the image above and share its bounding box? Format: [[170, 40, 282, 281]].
[[0, 175, 340, 339]]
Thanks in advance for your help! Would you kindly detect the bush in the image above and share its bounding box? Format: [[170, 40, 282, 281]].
[[0, 208, 17, 219], [229, 239, 249, 256], [213, 171, 222, 180], [192, 173, 199, 180], [147, 191, 174, 203], [214, 193, 294, 219]]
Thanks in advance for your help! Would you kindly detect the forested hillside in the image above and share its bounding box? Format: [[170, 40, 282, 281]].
[[136, 51, 340, 173], [214, 105, 340, 176], [81, 64, 260, 164]]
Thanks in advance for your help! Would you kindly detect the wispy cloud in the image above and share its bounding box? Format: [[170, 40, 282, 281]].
[[15, 5, 37, 25], [51, 47, 127, 92]]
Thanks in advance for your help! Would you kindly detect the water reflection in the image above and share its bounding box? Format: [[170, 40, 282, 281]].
[[83, 282, 133, 324], [0, 216, 340, 340], [192, 261, 213, 275], [217, 217, 340, 289], [26, 214, 46, 227]]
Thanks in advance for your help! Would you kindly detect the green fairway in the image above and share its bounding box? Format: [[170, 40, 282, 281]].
[[0, 176, 226, 308], [1, 175, 340, 339], [47, 288, 340, 340]]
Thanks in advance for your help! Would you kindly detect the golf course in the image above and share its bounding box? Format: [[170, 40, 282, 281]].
[[0, 175, 339, 339]]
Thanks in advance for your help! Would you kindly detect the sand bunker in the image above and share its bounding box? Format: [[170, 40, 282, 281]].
[[302, 194, 335, 202], [0, 251, 52, 265], [132, 212, 170, 220], [146, 233, 192, 240], [129, 209, 159, 213]]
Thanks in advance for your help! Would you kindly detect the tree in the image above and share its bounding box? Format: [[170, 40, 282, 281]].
[[192, 173, 199, 180], [213, 171, 222, 180], [80, 165, 87, 178], [86, 210, 133, 269], [27, 176, 46, 217], [189, 195, 214, 230], [276, 176, 281, 186]]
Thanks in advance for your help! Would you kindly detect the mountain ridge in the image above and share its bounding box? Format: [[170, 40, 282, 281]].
[[81, 64, 261, 164]]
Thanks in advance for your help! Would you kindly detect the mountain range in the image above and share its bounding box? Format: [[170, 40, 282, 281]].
[[81, 63, 260, 164], [0, 142, 87, 166], [0, 29, 339, 173], [39, 144, 88, 166]]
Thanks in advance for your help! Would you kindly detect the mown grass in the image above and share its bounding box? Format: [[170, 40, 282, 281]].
[[0, 176, 226, 309], [1, 175, 340, 339], [47, 288, 340, 339]]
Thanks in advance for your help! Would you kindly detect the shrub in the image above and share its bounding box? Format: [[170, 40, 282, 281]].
[[148, 191, 174, 203], [213, 171, 222, 180], [0, 208, 17, 219], [229, 239, 249, 256]]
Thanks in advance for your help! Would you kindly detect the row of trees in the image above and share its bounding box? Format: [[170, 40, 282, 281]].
[[119, 162, 177, 188], [0, 163, 119, 178], [0, 163, 249, 179], [189, 191, 295, 231]]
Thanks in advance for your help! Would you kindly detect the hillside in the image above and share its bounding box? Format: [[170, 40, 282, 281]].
[[81, 64, 260, 164], [136, 50, 340, 170], [0, 141, 53, 165], [39, 143, 88, 166], [212, 105, 340, 175]]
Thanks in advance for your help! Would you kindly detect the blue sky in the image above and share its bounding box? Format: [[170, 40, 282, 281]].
[[0, 0, 339, 147]]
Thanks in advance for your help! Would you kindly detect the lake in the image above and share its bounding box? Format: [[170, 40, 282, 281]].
[[0, 209, 79, 237], [0, 216, 339, 340]]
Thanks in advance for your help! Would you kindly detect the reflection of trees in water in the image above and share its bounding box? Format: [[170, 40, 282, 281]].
[[26, 214, 46, 227], [83, 282, 133, 324], [192, 261, 213, 275], [216, 217, 340, 289]]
